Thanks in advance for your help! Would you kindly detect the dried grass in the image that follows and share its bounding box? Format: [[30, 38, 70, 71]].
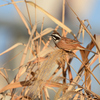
[[0, 0, 100, 100]]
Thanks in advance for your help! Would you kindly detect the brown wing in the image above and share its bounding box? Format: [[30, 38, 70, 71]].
[[62, 37, 81, 44], [56, 37, 83, 51]]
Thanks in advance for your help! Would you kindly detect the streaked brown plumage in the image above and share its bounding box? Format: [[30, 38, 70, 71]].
[[51, 30, 97, 54], [55, 37, 85, 51]]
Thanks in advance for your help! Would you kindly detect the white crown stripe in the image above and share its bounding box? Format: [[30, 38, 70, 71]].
[[52, 33, 61, 38]]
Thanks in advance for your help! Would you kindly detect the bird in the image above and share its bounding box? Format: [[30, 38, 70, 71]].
[[51, 30, 97, 54]]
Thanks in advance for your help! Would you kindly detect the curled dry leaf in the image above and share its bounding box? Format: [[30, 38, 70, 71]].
[[0, 43, 24, 56]]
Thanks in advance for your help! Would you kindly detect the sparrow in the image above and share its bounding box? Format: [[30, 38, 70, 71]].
[[51, 30, 97, 54]]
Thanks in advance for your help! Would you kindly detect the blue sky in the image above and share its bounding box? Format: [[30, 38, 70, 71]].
[[0, 0, 100, 97]]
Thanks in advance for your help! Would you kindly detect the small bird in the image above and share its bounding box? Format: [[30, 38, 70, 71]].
[[51, 30, 97, 54]]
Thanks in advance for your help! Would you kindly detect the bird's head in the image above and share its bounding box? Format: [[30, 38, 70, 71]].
[[51, 30, 61, 43]]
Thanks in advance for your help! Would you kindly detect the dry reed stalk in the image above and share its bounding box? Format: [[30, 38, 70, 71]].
[[26, 50, 67, 99], [66, 0, 100, 53], [24, 0, 32, 28], [0, 0, 100, 100], [0, 1, 24, 7], [26, 1, 72, 33], [11, 0, 31, 35], [12, 24, 37, 83], [62, 0, 65, 36]]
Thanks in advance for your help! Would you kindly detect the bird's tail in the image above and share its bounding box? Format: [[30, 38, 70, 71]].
[[77, 46, 97, 54]]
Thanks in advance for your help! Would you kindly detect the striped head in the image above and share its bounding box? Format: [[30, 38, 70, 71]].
[[51, 30, 61, 43]]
